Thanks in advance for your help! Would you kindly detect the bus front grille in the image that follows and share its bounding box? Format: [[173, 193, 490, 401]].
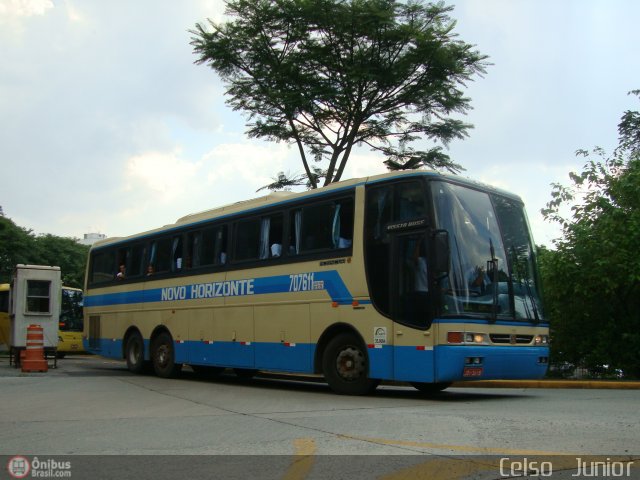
[[490, 334, 534, 345]]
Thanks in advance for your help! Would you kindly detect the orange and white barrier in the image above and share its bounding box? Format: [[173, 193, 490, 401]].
[[21, 324, 48, 373]]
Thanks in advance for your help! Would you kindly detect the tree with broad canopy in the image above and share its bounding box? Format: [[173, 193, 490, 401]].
[[0, 215, 89, 288], [540, 90, 640, 378], [191, 0, 488, 190]]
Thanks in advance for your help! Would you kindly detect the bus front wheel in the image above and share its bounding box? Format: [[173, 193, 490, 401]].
[[125, 332, 147, 374], [322, 333, 379, 395], [151, 332, 182, 378]]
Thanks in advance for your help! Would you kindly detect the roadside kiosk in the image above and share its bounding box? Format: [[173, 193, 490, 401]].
[[9, 264, 61, 366]]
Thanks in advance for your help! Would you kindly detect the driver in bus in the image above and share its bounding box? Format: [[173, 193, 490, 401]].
[[467, 265, 490, 294]]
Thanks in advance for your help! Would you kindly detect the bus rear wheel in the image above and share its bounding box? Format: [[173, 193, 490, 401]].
[[411, 382, 452, 394], [151, 332, 182, 378], [322, 333, 379, 395], [125, 332, 147, 374]]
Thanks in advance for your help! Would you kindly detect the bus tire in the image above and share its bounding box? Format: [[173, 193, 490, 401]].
[[322, 332, 379, 395], [151, 332, 182, 378], [125, 332, 147, 374], [411, 382, 452, 394]]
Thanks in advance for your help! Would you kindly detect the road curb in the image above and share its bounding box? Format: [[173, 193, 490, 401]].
[[452, 380, 640, 389], [258, 372, 640, 390]]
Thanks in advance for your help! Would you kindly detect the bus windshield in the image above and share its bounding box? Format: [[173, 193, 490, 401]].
[[432, 181, 543, 322], [60, 288, 84, 332]]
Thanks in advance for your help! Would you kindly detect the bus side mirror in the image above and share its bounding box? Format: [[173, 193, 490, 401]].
[[432, 230, 450, 276]]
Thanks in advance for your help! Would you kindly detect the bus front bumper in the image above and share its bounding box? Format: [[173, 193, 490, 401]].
[[435, 345, 549, 383]]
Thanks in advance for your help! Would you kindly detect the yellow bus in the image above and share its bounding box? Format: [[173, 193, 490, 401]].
[[83, 171, 549, 394], [0, 284, 9, 352], [57, 286, 85, 357]]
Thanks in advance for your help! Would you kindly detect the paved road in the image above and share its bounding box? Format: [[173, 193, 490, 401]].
[[0, 355, 638, 479]]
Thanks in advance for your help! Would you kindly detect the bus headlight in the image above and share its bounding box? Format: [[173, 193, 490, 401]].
[[534, 335, 549, 345], [465, 333, 488, 344], [448, 332, 488, 345]]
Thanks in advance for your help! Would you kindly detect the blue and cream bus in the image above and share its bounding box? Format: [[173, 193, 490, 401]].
[[83, 170, 548, 394]]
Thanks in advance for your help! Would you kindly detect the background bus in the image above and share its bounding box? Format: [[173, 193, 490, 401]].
[[57, 286, 85, 357], [83, 171, 549, 394]]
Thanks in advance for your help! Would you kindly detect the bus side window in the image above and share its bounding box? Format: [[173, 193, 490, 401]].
[[129, 244, 146, 277], [172, 236, 183, 271], [91, 250, 116, 284], [187, 230, 202, 268], [187, 226, 222, 268], [335, 198, 354, 249], [300, 203, 334, 252], [214, 225, 227, 265], [151, 238, 172, 274], [234, 219, 261, 262], [260, 213, 283, 259], [294, 197, 354, 254], [289, 210, 301, 255], [116, 247, 129, 280], [200, 227, 215, 266]]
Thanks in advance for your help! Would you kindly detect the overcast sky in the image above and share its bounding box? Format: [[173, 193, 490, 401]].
[[1, 0, 638, 247]]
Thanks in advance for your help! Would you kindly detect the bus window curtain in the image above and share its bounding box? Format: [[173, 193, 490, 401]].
[[192, 233, 201, 268], [294, 210, 302, 254], [332, 204, 341, 249], [259, 218, 271, 259], [214, 228, 225, 265], [149, 243, 157, 268], [172, 237, 182, 270]]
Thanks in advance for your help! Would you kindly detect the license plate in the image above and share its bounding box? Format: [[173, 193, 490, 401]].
[[463, 366, 483, 377]]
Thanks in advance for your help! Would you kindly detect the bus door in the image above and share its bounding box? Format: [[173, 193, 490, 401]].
[[390, 230, 436, 383]]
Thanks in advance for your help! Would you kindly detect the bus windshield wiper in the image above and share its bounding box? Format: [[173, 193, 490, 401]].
[[488, 239, 498, 323], [524, 277, 540, 323]]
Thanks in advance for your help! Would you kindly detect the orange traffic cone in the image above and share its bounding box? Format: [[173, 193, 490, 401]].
[[21, 324, 48, 373]]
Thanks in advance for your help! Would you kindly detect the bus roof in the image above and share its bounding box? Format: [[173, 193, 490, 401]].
[[91, 170, 523, 249]]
